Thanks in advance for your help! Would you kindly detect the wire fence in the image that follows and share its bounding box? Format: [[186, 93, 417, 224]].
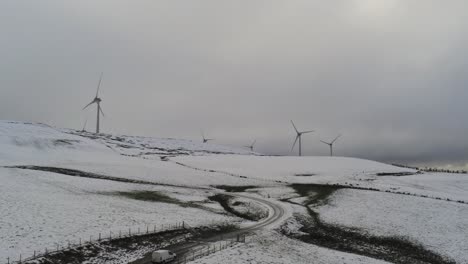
[[5, 221, 186, 264], [174, 234, 247, 264]]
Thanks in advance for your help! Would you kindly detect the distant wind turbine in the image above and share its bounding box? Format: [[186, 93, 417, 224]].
[[202, 132, 214, 143], [81, 119, 88, 132], [83, 73, 105, 134], [245, 140, 256, 151], [320, 134, 342, 156], [291, 120, 314, 156]]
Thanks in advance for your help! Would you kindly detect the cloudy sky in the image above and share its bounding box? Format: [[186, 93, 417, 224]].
[[1, 1, 467, 168]]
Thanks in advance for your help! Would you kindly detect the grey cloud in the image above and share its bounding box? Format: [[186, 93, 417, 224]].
[[1, 0, 467, 168]]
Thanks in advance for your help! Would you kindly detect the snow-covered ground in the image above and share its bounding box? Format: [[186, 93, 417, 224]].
[[317, 189, 468, 263], [173, 155, 417, 184], [1, 120, 468, 263], [189, 231, 390, 264], [174, 155, 468, 202], [0, 167, 238, 260]]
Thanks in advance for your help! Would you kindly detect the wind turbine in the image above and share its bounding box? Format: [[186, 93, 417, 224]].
[[83, 73, 105, 134], [291, 120, 314, 156], [202, 132, 214, 143], [320, 134, 341, 156], [81, 119, 88, 132], [245, 140, 256, 151]]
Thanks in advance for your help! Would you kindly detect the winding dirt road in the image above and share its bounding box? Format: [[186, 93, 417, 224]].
[[131, 193, 287, 264]]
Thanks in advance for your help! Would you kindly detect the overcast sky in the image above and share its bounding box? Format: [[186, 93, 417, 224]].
[[1, 1, 467, 168]]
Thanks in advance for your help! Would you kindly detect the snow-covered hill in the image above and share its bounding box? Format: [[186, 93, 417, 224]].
[[1, 120, 468, 263]]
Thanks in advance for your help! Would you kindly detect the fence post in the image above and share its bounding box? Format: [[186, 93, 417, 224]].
[[138, 227, 140, 234], [7, 257, 9, 264], [182, 221, 185, 229], [19, 254, 21, 263]]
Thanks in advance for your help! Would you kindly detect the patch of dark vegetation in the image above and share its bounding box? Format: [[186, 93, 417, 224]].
[[208, 194, 263, 221], [114, 191, 180, 204], [291, 182, 468, 205], [376, 172, 419, 177], [294, 173, 317, 177], [53, 139, 81, 146], [194, 223, 240, 239], [284, 184, 455, 264], [213, 185, 259, 192], [110, 191, 217, 212]]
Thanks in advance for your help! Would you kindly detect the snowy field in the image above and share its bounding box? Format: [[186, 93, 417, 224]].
[[1, 121, 468, 263], [0, 167, 238, 260], [173, 155, 417, 184], [189, 231, 390, 264], [175, 155, 468, 202], [317, 189, 468, 263]]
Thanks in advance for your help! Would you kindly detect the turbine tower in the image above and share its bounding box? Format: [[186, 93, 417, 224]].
[[83, 73, 105, 134], [245, 140, 256, 151], [202, 132, 214, 143], [291, 120, 314, 156], [320, 134, 341, 156]]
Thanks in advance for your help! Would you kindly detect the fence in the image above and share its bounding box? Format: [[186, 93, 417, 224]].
[[173, 234, 247, 264], [5, 221, 186, 264]]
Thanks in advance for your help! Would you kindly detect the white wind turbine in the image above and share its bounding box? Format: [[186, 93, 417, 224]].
[[83, 73, 105, 134], [291, 120, 314, 156], [245, 140, 256, 151], [320, 134, 342, 156], [202, 132, 214, 143]]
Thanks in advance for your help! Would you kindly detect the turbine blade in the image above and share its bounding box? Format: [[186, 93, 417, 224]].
[[291, 135, 299, 151], [252, 139, 257, 146], [332, 134, 342, 144], [96, 72, 103, 97], [290, 120, 299, 134], [99, 105, 105, 117], [83, 100, 95, 110], [302, 130, 315, 134], [320, 140, 330, 145]]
